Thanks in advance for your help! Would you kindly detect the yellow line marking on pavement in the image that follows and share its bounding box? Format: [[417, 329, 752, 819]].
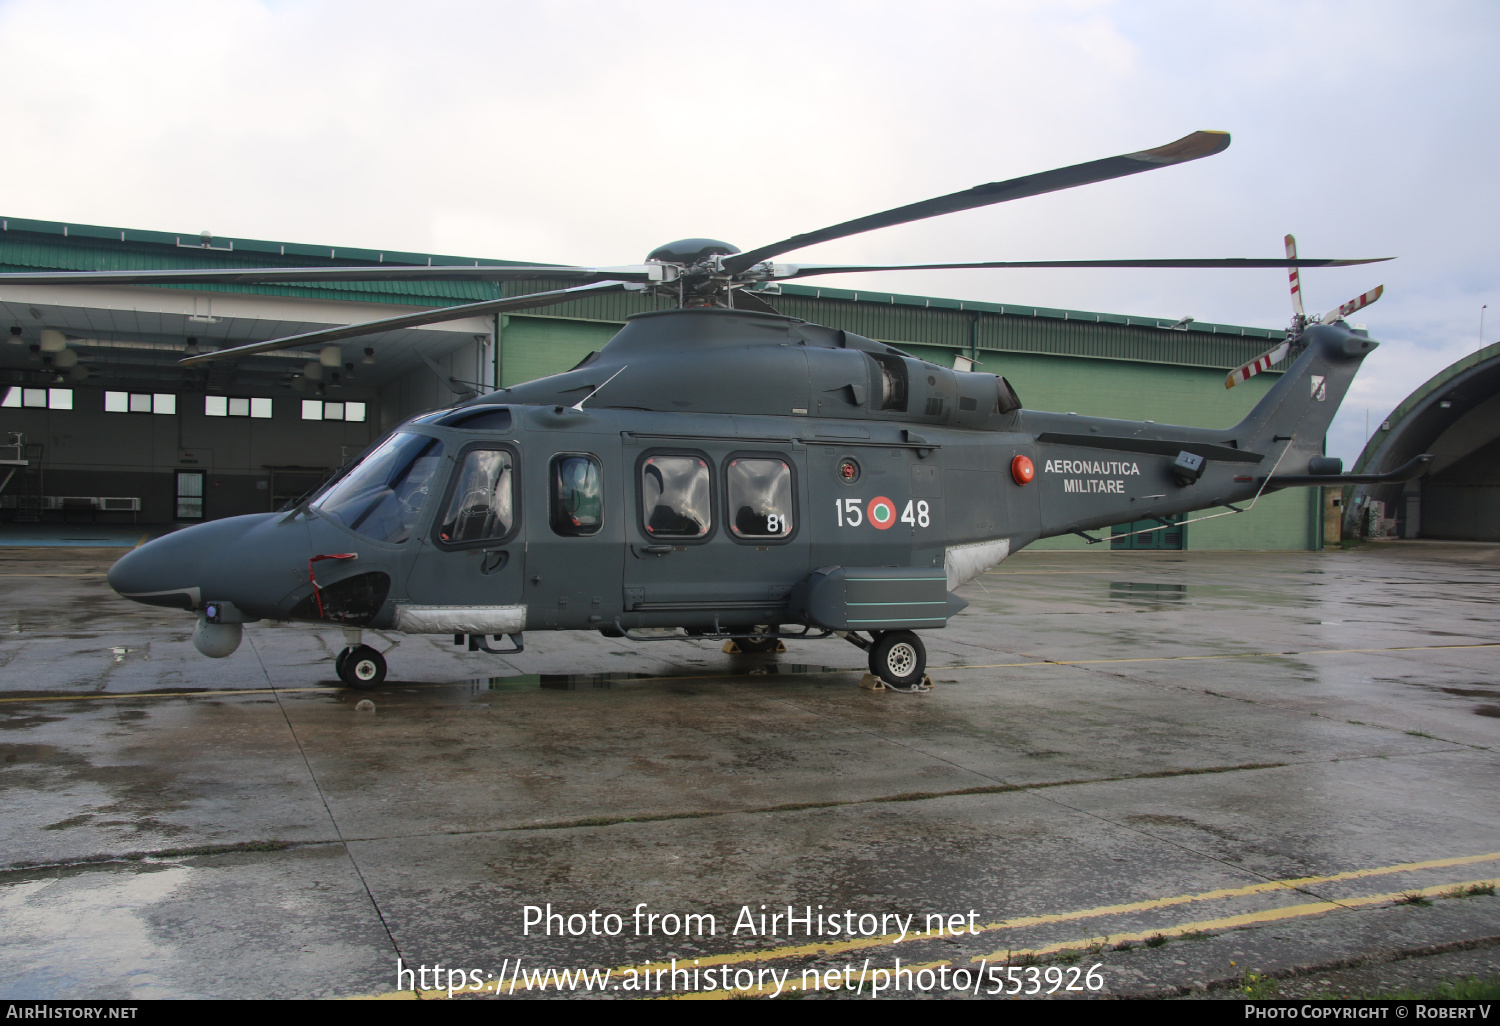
[[970, 876, 1500, 964], [666, 876, 1500, 1000], [947, 641, 1500, 671], [370, 854, 1500, 999]]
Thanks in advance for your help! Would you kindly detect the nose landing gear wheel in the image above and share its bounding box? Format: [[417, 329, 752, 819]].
[[869, 630, 926, 688], [338, 644, 386, 689]]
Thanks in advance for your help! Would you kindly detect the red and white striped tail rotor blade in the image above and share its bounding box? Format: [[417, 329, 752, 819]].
[[1319, 284, 1384, 325], [1224, 341, 1292, 390], [1285, 234, 1305, 317]]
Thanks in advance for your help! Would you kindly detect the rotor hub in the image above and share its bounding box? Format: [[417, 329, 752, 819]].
[[645, 239, 740, 266]]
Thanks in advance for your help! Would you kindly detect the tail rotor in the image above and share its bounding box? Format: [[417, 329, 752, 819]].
[[1225, 234, 1384, 390]]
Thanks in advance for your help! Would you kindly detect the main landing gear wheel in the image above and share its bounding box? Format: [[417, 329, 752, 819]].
[[735, 634, 780, 654], [869, 630, 926, 688], [337, 645, 386, 689]]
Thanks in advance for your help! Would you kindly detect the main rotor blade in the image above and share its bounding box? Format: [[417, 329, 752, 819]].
[[0, 264, 660, 287], [771, 256, 1393, 279], [179, 281, 631, 365], [721, 130, 1232, 276]]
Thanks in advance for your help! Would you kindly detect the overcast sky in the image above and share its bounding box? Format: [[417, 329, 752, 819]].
[[1, 0, 1495, 461]]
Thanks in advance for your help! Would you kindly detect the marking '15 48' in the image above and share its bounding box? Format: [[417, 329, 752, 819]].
[[835, 497, 930, 529]]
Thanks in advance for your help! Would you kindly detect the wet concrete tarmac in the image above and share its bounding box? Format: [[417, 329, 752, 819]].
[[0, 541, 1496, 999]]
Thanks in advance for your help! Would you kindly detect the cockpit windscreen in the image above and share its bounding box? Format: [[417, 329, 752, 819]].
[[313, 432, 445, 543]]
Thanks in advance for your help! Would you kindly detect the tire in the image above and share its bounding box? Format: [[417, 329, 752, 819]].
[[335, 646, 352, 680], [735, 635, 780, 654], [338, 644, 386, 689], [869, 630, 926, 688]]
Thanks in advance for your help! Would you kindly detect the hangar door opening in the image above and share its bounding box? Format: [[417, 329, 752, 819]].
[[1111, 514, 1185, 550]]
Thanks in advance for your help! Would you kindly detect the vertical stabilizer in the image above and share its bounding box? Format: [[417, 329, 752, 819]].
[[1232, 322, 1378, 475]]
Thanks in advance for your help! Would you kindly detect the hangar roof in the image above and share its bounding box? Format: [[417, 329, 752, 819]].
[[1, 215, 1289, 381]]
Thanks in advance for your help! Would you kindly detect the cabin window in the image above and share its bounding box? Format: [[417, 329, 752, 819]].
[[313, 431, 445, 544], [437, 448, 517, 545], [726, 457, 794, 539], [550, 454, 603, 537], [640, 454, 711, 539]]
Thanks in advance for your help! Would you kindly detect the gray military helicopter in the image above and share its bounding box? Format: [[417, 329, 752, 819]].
[[11, 130, 1431, 688]]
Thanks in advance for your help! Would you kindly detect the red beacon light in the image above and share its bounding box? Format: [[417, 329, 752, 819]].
[[1011, 455, 1035, 485]]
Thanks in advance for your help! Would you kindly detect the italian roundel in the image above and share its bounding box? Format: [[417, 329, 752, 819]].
[[868, 496, 897, 530]]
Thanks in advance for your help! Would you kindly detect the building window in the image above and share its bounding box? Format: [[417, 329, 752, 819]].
[[176, 470, 205, 520], [106, 391, 174, 414], [302, 400, 365, 422], [2, 387, 72, 409], [206, 396, 272, 418]]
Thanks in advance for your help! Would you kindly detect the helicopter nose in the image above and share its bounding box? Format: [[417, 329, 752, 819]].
[[109, 519, 239, 609], [108, 514, 298, 613]]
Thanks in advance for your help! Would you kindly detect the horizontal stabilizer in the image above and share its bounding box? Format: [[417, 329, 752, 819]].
[[1268, 453, 1432, 489]]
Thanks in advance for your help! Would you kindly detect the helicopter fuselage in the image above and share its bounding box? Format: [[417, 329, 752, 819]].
[[106, 307, 1378, 681]]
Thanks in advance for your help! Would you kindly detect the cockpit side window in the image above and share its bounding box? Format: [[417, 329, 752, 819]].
[[313, 432, 445, 544], [639, 454, 712, 540], [550, 454, 603, 536], [436, 448, 517, 546]]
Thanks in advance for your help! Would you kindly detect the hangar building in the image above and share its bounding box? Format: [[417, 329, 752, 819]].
[[1349, 339, 1500, 541], [0, 216, 1326, 550]]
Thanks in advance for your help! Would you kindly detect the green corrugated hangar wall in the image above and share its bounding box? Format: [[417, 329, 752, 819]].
[[493, 284, 1319, 552]]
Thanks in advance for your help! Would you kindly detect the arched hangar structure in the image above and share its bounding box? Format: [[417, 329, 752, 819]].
[[1350, 340, 1500, 541]]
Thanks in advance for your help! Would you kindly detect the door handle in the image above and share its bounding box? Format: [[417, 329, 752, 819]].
[[632, 544, 673, 557], [480, 549, 509, 574]]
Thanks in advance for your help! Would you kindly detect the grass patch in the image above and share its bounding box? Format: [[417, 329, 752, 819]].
[[1329, 977, 1500, 1001], [1113, 941, 1134, 952], [1395, 892, 1433, 907], [1398, 977, 1500, 1000], [1180, 929, 1211, 941], [1144, 934, 1169, 948], [1240, 971, 1279, 998], [1055, 950, 1080, 965], [1466, 882, 1496, 896]]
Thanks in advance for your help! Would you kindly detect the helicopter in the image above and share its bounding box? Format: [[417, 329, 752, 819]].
[[4, 130, 1433, 689]]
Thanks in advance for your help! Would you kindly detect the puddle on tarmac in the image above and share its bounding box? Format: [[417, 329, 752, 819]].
[[472, 665, 844, 691], [0, 862, 190, 998], [1109, 582, 1187, 604]]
